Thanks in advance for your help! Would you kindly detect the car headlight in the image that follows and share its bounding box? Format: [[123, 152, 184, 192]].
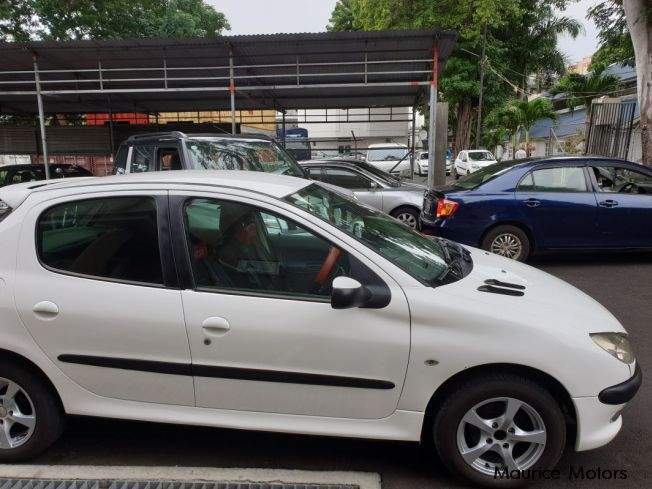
[[590, 333, 635, 364]]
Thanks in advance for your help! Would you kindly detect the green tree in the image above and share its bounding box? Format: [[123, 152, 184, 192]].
[[0, 0, 229, 41], [327, 0, 358, 32], [588, 1, 634, 71], [485, 102, 523, 157], [551, 68, 621, 115], [514, 97, 557, 155]]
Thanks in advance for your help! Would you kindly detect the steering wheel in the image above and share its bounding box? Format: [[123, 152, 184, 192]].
[[314, 246, 342, 287], [619, 182, 638, 194]]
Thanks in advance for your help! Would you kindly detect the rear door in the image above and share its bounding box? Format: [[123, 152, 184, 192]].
[[14, 192, 194, 406], [515, 165, 600, 249], [589, 163, 652, 248], [321, 166, 384, 210]]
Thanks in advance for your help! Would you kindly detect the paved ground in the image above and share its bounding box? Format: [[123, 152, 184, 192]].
[[27, 252, 652, 488]]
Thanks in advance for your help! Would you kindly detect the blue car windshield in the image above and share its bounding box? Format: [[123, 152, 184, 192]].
[[454, 160, 523, 190]]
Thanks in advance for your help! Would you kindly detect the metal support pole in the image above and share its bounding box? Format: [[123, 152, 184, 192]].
[[108, 95, 115, 156], [427, 44, 439, 190], [281, 110, 286, 148], [33, 56, 50, 180], [229, 48, 236, 134], [410, 106, 416, 179], [98, 61, 104, 90], [163, 59, 168, 89]]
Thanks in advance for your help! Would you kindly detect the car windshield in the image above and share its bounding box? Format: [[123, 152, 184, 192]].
[[454, 160, 522, 190], [366, 147, 408, 162], [353, 161, 401, 186], [186, 138, 305, 177], [467, 151, 495, 161], [285, 184, 449, 286]]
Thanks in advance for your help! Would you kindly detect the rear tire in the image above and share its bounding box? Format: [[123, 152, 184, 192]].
[[432, 373, 566, 488], [482, 225, 531, 262], [390, 206, 419, 229], [0, 360, 65, 461]]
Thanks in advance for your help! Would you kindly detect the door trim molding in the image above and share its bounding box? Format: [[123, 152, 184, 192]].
[[58, 354, 395, 390]]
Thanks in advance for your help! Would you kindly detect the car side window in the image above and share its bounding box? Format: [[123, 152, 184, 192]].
[[592, 166, 652, 194], [0, 170, 7, 186], [517, 172, 536, 191], [37, 197, 163, 285], [183, 198, 356, 299], [130, 145, 155, 173], [322, 168, 372, 189], [530, 167, 587, 192], [158, 147, 182, 171], [113, 146, 129, 175], [305, 167, 324, 181]]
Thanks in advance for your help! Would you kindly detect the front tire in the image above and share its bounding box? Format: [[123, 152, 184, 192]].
[[0, 361, 65, 461], [433, 373, 566, 488], [482, 225, 531, 262], [390, 206, 419, 229]]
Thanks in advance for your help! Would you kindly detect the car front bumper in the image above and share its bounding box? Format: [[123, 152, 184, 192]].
[[574, 364, 642, 451]]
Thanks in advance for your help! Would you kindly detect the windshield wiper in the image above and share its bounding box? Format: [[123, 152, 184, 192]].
[[433, 238, 473, 286]]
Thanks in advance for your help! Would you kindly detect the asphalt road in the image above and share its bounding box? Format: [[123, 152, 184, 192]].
[[29, 252, 651, 488]]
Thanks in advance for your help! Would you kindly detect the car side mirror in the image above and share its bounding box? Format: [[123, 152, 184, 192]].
[[331, 276, 372, 309], [369, 181, 380, 190]]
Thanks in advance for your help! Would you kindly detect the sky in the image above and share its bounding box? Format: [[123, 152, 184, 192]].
[[210, 0, 600, 63]]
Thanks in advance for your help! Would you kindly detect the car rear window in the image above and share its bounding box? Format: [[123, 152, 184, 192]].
[[37, 196, 163, 285]]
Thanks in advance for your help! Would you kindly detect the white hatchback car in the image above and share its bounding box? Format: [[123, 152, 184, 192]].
[[454, 150, 498, 178], [0, 172, 641, 487]]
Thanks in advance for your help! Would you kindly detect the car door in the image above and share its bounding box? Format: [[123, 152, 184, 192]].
[[170, 192, 410, 419], [321, 166, 384, 210], [589, 163, 652, 248], [515, 165, 600, 249], [14, 192, 194, 406]]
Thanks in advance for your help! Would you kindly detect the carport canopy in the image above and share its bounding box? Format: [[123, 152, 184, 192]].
[[0, 29, 457, 114]]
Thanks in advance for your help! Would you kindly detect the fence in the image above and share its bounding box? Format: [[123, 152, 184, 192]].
[[585, 100, 637, 159]]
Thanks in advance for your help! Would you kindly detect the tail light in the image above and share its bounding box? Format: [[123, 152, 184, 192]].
[[0, 199, 12, 222], [436, 198, 459, 218]]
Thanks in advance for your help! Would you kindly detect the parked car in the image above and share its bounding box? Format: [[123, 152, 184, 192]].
[[453, 149, 497, 179], [0, 164, 92, 187], [0, 171, 640, 487], [417, 151, 452, 176], [301, 159, 425, 228], [420, 156, 652, 261], [365, 143, 410, 176], [113, 131, 307, 178]]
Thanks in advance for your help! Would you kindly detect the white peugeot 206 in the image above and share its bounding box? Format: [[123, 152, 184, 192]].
[[0, 171, 641, 487]]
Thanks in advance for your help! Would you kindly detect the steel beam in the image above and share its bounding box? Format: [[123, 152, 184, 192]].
[[33, 56, 50, 180], [427, 44, 439, 190]]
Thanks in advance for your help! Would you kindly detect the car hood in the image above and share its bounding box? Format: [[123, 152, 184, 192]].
[[437, 246, 625, 335]]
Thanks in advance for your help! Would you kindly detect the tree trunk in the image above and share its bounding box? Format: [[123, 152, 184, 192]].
[[525, 129, 530, 156], [623, 0, 651, 165], [455, 102, 472, 152]]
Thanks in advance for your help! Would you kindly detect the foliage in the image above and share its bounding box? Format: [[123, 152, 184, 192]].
[[588, 1, 635, 71], [0, 0, 230, 41], [327, 0, 581, 150], [551, 68, 621, 112]]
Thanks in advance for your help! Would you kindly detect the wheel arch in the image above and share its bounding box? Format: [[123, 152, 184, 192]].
[[389, 204, 421, 217], [479, 220, 537, 252], [0, 348, 65, 413], [421, 363, 576, 447]]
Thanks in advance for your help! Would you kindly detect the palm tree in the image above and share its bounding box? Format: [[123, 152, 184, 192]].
[[551, 68, 621, 117], [513, 98, 557, 156], [485, 103, 522, 158]]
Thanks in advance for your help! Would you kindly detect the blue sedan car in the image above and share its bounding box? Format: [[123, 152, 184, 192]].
[[419, 156, 652, 261]]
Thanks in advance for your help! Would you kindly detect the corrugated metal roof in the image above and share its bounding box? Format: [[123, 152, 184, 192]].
[[0, 30, 457, 114]]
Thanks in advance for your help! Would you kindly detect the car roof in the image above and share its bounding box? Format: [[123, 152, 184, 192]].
[[125, 131, 274, 143], [516, 155, 637, 169], [366, 143, 407, 148], [0, 170, 311, 208]]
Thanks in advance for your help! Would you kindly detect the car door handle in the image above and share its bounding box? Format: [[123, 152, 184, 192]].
[[599, 199, 619, 208], [32, 301, 59, 318], [524, 198, 541, 208], [201, 317, 231, 336]]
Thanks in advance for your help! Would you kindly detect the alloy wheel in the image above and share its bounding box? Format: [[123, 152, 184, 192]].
[[0, 377, 36, 449], [490, 233, 523, 260], [456, 397, 547, 476], [396, 212, 417, 228]]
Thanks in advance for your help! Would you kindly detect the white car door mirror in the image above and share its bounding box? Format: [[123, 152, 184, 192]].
[[369, 181, 380, 190], [331, 276, 371, 309]]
